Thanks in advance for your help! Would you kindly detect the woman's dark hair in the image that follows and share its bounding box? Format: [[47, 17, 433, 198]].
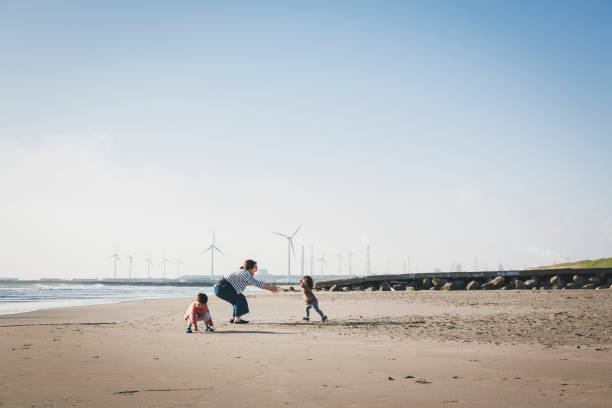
[[240, 259, 258, 271], [301, 275, 314, 289], [197, 293, 208, 304]]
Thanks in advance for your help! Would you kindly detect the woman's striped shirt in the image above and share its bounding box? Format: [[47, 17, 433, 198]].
[[223, 269, 265, 294]]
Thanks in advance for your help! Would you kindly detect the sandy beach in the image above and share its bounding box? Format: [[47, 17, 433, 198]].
[[1, 289, 611, 407]]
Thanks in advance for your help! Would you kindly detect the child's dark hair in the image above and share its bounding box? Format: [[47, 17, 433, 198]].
[[301, 275, 314, 289], [197, 293, 208, 304]]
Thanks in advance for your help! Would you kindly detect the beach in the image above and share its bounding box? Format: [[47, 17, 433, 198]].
[[1, 289, 611, 407]]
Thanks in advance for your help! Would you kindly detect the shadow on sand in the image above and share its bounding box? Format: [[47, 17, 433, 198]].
[[259, 320, 425, 328], [212, 329, 294, 335]]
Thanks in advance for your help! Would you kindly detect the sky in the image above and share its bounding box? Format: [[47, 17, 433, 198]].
[[1, 0, 611, 279]]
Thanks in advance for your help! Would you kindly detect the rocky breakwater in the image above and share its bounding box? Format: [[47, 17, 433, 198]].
[[310, 268, 612, 292]]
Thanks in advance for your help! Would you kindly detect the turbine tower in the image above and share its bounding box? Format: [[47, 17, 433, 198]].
[[144, 254, 153, 280], [310, 244, 314, 275], [110, 245, 121, 280], [201, 230, 223, 281], [273, 224, 302, 283], [348, 250, 358, 276], [176, 257, 184, 279], [162, 257, 170, 280], [126, 251, 135, 280], [335, 253, 342, 276], [315, 252, 327, 277], [301, 245, 305, 277]]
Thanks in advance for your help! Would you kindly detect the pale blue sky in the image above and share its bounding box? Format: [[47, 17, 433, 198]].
[[1, 1, 611, 279]]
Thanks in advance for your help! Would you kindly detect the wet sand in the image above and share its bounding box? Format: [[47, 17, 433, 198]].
[[1, 289, 611, 407]]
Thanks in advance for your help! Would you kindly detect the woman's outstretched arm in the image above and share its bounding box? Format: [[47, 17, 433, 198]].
[[262, 284, 279, 293]]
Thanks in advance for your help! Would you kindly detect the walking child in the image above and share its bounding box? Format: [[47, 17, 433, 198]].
[[184, 293, 214, 332], [300, 276, 327, 322]]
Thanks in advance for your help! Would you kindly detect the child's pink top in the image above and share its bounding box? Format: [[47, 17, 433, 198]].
[[184, 302, 213, 330]]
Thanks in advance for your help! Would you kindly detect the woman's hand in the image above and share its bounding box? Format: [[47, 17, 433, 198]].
[[263, 284, 279, 293]]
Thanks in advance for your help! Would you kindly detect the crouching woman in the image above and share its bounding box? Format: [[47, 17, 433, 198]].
[[214, 259, 278, 324]]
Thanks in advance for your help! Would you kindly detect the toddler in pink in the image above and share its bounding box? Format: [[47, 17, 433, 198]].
[[184, 293, 214, 332]]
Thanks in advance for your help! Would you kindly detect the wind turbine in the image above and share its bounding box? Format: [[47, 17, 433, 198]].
[[335, 253, 342, 276], [301, 245, 305, 277], [348, 250, 358, 276], [162, 257, 170, 280], [273, 224, 301, 283], [126, 251, 136, 280], [315, 252, 327, 278], [110, 245, 121, 280], [310, 244, 314, 275], [176, 257, 184, 279], [201, 230, 223, 281], [144, 254, 153, 280]]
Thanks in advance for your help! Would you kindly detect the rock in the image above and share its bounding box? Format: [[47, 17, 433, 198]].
[[428, 286, 437, 291], [289, 286, 295, 291], [531, 287, 537, 291], [366, 286, 377, 292], [482, 276, 504, 290], [379, 282, 390, 291], [422, 278, 432, 290], [513, 279, 526, 290], [405, 286, 416, 291], [342, 286, 351, 292], [588, 276, 601, 285], [441, 282, 454, 291], [329, 284, 339, 292], [581, 283, 597, 289], [452, 279, 466, 290], [392, 284, 406, 291], [500, 286, 509, 290], [524, 279, 538, 288], [432, 278, 447, 288], [549, 276, 564, 289], [491, 276, 505, 287], [572, 275, 586, 285], [565, 282, 579, 289], [466, 280, 480, 290]]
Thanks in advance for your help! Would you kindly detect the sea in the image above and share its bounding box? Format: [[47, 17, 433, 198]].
[[0, 283, 221, 315]]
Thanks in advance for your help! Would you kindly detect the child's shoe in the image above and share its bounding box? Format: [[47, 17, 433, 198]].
[[302, 317, 310, 321], [185, 327, 193, 333], [322, 316, 328, 323], [205, 327, 214, 332]]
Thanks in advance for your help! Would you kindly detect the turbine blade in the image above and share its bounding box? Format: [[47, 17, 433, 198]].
[[273, 232, 289, 238], [291, 224, 302, 238], [201, 246, 212, 254], [214, 246, 224, 255]]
